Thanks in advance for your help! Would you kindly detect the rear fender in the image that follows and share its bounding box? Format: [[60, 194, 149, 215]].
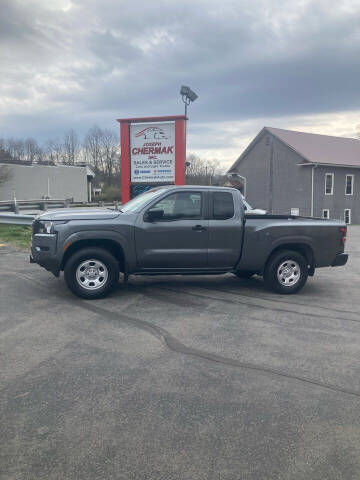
[[236, 233, 315, 273], [264, 236, 315, 271]]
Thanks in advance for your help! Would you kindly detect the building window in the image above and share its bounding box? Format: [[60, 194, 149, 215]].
[[345, 174, 354, 195], [344, 209, 351, 225], [323, 209, 330, 219], [325, 173, 334, 195]]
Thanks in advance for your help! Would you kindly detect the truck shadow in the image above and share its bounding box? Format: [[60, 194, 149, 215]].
[[112, 272, 319, 305], [113, 273, 268, 300]]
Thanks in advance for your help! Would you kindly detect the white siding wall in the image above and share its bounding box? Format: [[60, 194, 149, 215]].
[[0, 164, 89, 202]]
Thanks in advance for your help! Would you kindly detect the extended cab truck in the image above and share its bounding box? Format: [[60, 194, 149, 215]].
[[30, 186, 348, 299]]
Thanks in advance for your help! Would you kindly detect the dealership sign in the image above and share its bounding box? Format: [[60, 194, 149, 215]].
[[117, 115, 186, 203], [130, 122, 175, 183]]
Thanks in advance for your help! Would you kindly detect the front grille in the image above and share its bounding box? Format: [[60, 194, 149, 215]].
[[32, 219, 41, 235]]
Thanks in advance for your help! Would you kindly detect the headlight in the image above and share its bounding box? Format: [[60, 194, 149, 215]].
[[38, 221, 55, 234], [36, 220, 67, 234]]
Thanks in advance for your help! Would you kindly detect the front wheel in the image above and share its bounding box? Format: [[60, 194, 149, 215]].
[[264, 250, 308, 294], [64, 247, 119, 299]]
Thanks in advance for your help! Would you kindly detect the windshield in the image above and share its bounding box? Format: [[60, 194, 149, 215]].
[[121, 187, 169, 213]]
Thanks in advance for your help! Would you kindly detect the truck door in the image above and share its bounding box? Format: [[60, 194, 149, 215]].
[[135, 190, 209, 269], [208, 190, 243, 268]]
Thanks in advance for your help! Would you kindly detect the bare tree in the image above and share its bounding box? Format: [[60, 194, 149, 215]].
[[101, 129, 119, 184], [1, 137, 43, 164], [62, 128, 80, 165], [6, 138, 25, 162], [44, 139, 63, 164], [186, 154, 221, 185], [4, 138, 16, 159], [0, 165, 12, 186], [83, 125, 103, 173], [0, 126, 121, 187], [83, 126, 120, 185], [24, 137, 42, 163]]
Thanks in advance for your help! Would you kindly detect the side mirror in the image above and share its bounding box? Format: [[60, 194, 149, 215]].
[[145, 208, 164, 222]]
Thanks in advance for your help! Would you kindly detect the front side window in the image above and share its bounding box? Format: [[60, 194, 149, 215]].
[[345, 175, 354, 195], [150, 191, 202, 220], [121, 187, 168, 213], [212, 192, 234, 220], [323, 209, 330, 219], [325, 173, 334, 195], [344, 209, 351, 225]]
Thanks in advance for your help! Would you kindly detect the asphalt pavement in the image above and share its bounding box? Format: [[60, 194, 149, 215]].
[[0, 227, 359, 480]]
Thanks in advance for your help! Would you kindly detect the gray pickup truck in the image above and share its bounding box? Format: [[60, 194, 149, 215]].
[[30, 185, 348, 299]]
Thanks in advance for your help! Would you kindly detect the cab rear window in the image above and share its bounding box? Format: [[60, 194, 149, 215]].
[[212, 192, 234, 220]]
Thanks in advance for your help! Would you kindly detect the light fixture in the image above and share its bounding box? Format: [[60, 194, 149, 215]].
[[180, 85, 198, 116]]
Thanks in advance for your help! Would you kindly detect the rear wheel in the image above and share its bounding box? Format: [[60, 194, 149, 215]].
[[264, 250, 308, 294], [64, 247, 119, 299]]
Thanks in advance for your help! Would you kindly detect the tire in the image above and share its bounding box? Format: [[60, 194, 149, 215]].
[[264, 250, 308, 294], [64, 247, 119, 299], [234, 271, 256, 279]]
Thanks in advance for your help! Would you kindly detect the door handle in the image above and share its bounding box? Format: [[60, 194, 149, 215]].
[[192, 225, 207, 232]]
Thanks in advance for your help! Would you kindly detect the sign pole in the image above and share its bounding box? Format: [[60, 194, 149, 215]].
[[120, 121, 131, 204], [175, 118, 186, 185]]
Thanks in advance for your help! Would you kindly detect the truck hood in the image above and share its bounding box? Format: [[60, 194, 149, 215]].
[[36, 208, 121, 221]]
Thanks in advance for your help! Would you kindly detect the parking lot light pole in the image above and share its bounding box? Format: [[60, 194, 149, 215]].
[[180, 86, 198, 181], [180, 85, 198, 117]]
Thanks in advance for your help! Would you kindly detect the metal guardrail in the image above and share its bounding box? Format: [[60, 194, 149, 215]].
[[0, 199, 69, 205], [0, 201, 121, 225], [0, 214, 35, 226], [0, 199, 121, 225], [0, 199, 71, 213], [0, 199, 120, 212]]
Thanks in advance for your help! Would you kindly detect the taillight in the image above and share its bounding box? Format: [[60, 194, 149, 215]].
[[340, 227, 347, 245]]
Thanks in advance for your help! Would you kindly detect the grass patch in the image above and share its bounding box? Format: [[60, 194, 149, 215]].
[[0, 225, 32, 249]]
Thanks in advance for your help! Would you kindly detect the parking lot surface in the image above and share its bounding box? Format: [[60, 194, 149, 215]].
[[1, 227, 359, 480]]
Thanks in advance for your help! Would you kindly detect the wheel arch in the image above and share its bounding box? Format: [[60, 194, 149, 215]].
[[265, 242, 314, 271], [61, 238, 126, 272]]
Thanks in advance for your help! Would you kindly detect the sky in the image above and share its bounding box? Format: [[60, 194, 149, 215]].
[[1, 0, 360, 170]]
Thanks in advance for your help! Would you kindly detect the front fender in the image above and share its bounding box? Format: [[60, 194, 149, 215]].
[[61, 230, 137, 271]]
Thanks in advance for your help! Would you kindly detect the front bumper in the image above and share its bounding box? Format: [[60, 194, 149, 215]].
[[30, 233, 61, 276], [332, 253, 348, 267]]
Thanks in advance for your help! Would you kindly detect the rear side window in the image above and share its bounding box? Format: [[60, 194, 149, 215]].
[[212, 192, 234, 220]]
